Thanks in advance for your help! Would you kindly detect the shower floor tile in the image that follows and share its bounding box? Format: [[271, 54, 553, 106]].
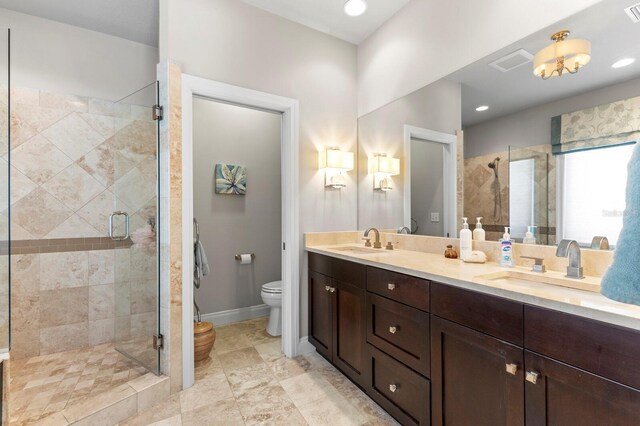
[[9, 343, 147, 425]]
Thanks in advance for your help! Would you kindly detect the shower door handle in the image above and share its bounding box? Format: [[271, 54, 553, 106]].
[[109, 211, 130, 241]]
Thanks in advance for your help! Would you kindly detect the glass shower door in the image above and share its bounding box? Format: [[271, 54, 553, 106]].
[[508, 145, 550, 244], [0, 29, 10, 353], [112, 82, 161, 373]]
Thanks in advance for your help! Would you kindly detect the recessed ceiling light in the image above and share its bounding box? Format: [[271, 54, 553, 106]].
[[475, 105, 489, 112], [344, 0, 367, 17], [612, 58, 635, 68]]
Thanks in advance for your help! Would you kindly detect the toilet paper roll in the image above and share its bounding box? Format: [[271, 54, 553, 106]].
[[239, 254, 253, 264]]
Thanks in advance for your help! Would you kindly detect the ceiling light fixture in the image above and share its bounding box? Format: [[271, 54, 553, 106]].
[[344, 0, 368, 17], [533, 30, 591, 80], [475, 105, 489, 112], [612, 58, 635, 68]]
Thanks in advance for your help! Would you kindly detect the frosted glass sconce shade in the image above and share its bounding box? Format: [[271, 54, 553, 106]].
[[319, 148, 354, 171]]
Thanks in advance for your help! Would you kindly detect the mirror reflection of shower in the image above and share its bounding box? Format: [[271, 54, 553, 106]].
[[488, 157, 502, 222]]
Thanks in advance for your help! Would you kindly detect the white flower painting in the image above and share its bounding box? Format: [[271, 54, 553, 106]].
[[215, 164, 247, 195]]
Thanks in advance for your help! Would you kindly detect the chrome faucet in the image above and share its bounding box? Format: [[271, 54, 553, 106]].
[[364, 228, 382, 249], [556, 239, 584, 279], [590, 236, 610, 250], [397, 226, 411, 234]]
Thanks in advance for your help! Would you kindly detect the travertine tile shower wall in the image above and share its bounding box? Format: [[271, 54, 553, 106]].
[[463, 144, 556, 243], [0, 85, 157, 359]]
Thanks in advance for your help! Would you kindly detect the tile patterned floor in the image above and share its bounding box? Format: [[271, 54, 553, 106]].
[[121, 317, 399, 426], [9, 343, 147, 425]]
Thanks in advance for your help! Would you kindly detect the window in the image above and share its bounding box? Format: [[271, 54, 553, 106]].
[[560, 143, 635, 247]]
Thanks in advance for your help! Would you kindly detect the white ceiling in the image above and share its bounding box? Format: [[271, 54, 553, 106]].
[[239, 0, 411, 44], [447, 0, 640, 127], [0, 0, 159, 46]]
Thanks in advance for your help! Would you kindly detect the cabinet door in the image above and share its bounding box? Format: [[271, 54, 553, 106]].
[[525, 351, 640, 426], [309, 270, 333, 360], [333, 278, 367, 386], [431, 316, 524, 426]]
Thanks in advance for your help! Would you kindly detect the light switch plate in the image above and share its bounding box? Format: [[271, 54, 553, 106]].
[[431, 212, 440, 222]]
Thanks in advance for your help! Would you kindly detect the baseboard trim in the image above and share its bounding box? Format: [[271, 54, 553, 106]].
[[297, 336, 316, 356], [198, 304, 270, 327]]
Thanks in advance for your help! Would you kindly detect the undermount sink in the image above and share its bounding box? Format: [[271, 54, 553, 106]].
[[474, 270, 601, 293], [328, 245, 389, 255]]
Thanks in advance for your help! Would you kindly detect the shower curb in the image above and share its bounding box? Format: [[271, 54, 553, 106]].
[[33, 373, 169, 425]]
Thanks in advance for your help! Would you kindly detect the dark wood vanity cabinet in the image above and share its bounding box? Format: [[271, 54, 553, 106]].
[[308, 253, 640, 426], [308, 253, 367, 387], [431, 316, 524, 426], [308, 270, 333, 360], [365, 267, 431, 425], [430, 282, 526, 426], [524, 305, 640, 425], [524, 351, 640, 426]]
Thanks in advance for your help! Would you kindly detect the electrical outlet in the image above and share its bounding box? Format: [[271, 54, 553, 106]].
[[431, 212, 440, 222]]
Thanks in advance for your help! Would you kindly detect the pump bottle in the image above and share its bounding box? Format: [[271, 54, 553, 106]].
[[500, 227, 514, 267], [460, 218, 473, 260], [473, 217, 485, 241]]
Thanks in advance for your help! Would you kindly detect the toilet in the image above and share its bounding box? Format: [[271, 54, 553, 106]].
[[261, 280, 282, 336]]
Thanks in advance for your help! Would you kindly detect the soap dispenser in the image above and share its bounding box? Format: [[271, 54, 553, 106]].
[[473, 217, 485, 241], [500, 227, 513, 267], [523, 226, 537, 245], [460, 217, 473, 260]]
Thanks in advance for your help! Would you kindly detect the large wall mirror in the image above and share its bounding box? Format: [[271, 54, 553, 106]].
[[357, 0, 639, 250]]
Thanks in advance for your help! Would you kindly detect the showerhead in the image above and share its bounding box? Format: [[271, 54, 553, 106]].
[[488, 157, 501, 169]]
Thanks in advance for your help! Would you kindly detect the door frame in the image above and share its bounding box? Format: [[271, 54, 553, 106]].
[[181, 74, 300, 389], [403, 125, 458, 237]]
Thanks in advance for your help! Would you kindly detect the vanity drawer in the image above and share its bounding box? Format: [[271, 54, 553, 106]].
[[333, 257, 366, 289], [367, 293, 430, 377], [431, 282, 524, 346], [309, 253, 366, 288], [367, 267, 430, 311], [368, 344, 431, 426], [309, 252, 332, 276], [524, 305, 640, 390]]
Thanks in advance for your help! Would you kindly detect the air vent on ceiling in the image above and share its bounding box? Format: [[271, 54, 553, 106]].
[[488, 49, 534, 72], [626, 3, 640, 23]]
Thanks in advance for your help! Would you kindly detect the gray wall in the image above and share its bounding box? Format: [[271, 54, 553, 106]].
[[411, 139, 444, 236], [193, 98, 282, 315], [464, 77, 640, 158], [357, 78, 461, 229]]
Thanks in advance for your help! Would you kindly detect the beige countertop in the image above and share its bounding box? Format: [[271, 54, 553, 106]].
[[305, 242, 640, 332]]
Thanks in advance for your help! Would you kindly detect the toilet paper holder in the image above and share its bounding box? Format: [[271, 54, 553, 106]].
[[235, 253, 256, 261]]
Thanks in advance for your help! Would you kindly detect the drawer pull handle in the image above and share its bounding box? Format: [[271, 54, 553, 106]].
[[505, 363, 518, 375], [325, 285, 331, 292], [389, 384, 397, 393], [329, 287, 336, 293], [526, 371, 540, 384], [389, 326, 398, 334], [388, 283, 396, 290]]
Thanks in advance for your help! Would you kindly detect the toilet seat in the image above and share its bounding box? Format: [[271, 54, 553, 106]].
[[261, 280, 282, 294]]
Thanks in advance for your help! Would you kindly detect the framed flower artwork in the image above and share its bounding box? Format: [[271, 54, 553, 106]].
[[215, 164, 247, 195]]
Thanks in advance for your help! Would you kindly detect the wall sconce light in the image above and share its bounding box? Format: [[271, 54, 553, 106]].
[[369, 154, 400, 191], [319, 148, 354, 189]]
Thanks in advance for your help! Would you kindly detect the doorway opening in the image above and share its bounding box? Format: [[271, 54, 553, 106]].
[[181, 75, 300, 389]]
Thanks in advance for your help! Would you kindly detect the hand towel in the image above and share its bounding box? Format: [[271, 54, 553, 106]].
[[601, 142, 640, 305], [195, 240, 210, 279]]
